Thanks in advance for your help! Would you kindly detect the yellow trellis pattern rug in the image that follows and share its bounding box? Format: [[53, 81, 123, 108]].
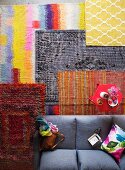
[[85, 0, 125, 46]]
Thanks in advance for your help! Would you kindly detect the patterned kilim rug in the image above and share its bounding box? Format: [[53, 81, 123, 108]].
[[57, 71, 125, 115], [35, 30, 125, 105], [0, 84, 46, 170]]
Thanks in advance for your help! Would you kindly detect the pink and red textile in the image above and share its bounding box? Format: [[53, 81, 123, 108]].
[[90, 84, 122, 112]]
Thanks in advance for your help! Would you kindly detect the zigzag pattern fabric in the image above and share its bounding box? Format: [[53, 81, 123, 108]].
[[85, 0, 125, 46]]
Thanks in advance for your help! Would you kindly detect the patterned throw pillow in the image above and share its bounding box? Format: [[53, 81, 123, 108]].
[[101, 124, 125, 162]]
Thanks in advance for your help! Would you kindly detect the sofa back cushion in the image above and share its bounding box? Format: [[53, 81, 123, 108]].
[[113, 115, 125, 130], [44, 115, 76, 149], [76, 115, 112, 150]]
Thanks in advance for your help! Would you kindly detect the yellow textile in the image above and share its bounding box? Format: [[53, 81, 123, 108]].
[[12, 5, 27, 83], [0, 35, 7, 46], [79, 3, 85, 30], [85, 0, 125, 46]]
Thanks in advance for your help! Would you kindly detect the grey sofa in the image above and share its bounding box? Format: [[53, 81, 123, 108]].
[[33, 115, 125, 170]]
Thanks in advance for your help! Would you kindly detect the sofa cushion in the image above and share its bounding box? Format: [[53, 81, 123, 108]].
[[76, 115, 112, 149], [44, 116, 76, 149], [40, 149, 78, 170], [101, 124, 125, 162], [113, 115, 125, 154], [119, 154, 125, 170], [113, 115, 125, 131], [77, 150, 120, 170]]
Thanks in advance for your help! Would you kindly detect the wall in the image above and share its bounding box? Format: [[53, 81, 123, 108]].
[[0, 0, 84, 5]]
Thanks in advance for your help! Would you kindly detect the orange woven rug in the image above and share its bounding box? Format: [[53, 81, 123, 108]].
[[57, 71, 125, 115]]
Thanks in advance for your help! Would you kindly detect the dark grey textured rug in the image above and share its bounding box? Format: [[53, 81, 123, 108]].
[[35, 30, 85, 103], [35, 30, 125, 103]]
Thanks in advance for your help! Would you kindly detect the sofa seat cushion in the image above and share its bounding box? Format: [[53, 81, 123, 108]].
[[77, 150, 120, 170], [40, 149, 78, 170], [119, 154, 125, 170]]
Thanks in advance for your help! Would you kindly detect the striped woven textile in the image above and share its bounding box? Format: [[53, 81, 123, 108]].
[[57, 71, 125, 115]]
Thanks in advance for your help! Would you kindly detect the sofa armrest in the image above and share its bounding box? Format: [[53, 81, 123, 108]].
[[33, 130, 40, 170]]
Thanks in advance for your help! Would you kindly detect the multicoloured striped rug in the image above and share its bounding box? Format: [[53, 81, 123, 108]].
[[57, 71, 125, 115], [0, 3, 85, 83]]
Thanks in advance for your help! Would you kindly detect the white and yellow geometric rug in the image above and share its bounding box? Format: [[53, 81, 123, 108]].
[[85, 0, 125, 46]]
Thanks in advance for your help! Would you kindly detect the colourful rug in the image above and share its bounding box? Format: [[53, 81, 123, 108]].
[[0, 3, 85, 83], [85, 0, 125, 46], [57, 71, 125, 115]]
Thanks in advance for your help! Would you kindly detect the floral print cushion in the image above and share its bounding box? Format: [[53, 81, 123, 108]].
[[101, 124, 125, 162]]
